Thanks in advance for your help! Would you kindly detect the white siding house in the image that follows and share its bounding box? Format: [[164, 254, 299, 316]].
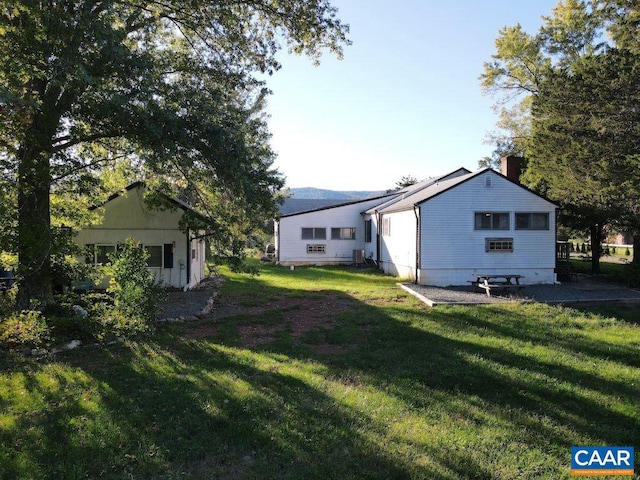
[[276, 163, 559, 286], [75, 182, 207, 290], [275, 195, 395, 265], [376, 169, 557, 285]]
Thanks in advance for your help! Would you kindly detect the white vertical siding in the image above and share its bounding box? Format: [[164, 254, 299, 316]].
[[419, 171, 557, 286], [379, 209, 417, 280], [276, 198, 385, 265]]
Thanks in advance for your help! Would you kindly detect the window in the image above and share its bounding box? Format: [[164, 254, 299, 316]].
[[145, 245, 163, 267], [301, 227, 326, 240], [475, 212, 509, 230], [515, 212, 549, 230], [364, 219, 372, 243], [486, 238, 514, 252], [382, 217, 391, 236], [88, 243, 176, 268], [331, 227, 356, 240], [306, 244, 326, 254], [96, 245, 116, 265]]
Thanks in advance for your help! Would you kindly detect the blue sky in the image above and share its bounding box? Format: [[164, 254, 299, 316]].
[[264, 1, 560, 191]]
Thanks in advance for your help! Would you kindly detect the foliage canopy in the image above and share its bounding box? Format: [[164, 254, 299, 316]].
[[481, 0, 640, 272], [0, 0, 350, 306]]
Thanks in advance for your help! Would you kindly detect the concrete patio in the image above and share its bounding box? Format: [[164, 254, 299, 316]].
[[400, 275, 640, 307]]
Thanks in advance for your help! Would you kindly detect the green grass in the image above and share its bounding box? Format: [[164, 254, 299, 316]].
[[571, 257, 640, 287], [1, 264, 639, 479]]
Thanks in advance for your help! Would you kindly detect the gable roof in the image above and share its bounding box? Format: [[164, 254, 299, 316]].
[[91, 181, 209, 221], [375, 168, 558, 214], [365, 167, 472, 214]]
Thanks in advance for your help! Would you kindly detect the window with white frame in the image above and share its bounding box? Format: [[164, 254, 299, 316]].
[[382, 217, 391, 236], [301, 227, 326, 240], [307, 244, 326, 254], [515, 212, 549, 230], [475, 212, 510, 230], [331, 227, 356, 240], [485, 238, 514, 252]]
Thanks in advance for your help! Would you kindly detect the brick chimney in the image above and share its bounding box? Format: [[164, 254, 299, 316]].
[[500, 156, 524, 183]]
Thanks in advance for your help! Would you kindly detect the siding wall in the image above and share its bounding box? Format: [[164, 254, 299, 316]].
[[276, 198, 384, 265], [379, 209, 417, 280], [363, 213, 378, 261], [419, 171, 557, 286], [75, 186, 205, 289]]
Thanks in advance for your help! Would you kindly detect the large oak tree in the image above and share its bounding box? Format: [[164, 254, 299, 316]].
[[0, 1, 349, 307]]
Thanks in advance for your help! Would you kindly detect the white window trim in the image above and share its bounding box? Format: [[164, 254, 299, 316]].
[[485, 238, 514, 252], [331, 227, 356, 240], [515, 212, 550, 230], [306, 244, 326, 254], [301, 227, 326, 240], [475, 212, 510, 231]]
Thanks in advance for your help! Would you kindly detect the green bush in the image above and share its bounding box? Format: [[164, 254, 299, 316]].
[[0, 284, 17, 316], [106, 238, 164, 337], [0, 310, 50, 349], [43, 303, 95, 342], [96, 306, 152, 340]]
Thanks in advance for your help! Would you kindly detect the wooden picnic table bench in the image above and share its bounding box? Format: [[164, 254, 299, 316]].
[[471, 273, 524, 298]]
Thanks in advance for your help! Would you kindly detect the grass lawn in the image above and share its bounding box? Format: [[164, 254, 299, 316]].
[[1, 264, 639, 479]]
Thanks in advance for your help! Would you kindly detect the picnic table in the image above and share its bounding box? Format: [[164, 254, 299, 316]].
[[471, 273, 524, 297]]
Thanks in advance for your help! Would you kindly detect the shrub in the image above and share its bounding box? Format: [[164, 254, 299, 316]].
[[0, 284, 17, 317], [43, 302, 96, 342], [96, 306, 152, 341], [106, 238, 164, 337], [0, 310, 50, 349]]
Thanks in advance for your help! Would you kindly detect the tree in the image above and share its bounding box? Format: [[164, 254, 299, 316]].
[[0, 1, 349, 307], [481, 0, 640, 273], [525, 13, 640, 272], [480, 0, 599, 167], [395, 175, 418, 189], [479, 23, 548, 167]]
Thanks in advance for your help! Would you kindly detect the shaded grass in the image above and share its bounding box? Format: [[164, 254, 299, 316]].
[[0, 264, 639, 479], [571, 257, 640, 287]]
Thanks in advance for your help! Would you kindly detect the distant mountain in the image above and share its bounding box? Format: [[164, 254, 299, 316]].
[[289, 187, 386, 200]]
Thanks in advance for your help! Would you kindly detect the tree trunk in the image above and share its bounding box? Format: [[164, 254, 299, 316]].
[[632, 232, 640, 265], [589, 224, 602, 275], [16, 141, 53, 309]]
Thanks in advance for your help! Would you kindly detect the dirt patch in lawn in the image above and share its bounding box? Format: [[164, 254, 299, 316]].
[[189, 292, 355, 353]]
